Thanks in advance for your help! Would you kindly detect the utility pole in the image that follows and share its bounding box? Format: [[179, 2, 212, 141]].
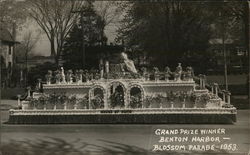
[[222, 23, 228, 91], [219, 10, 228, 91]]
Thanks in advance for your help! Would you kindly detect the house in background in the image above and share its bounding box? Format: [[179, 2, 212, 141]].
[[0, 27, 19, 88], [208, 38, 248, 74]]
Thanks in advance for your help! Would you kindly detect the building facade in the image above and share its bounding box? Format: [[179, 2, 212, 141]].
[[0, 28, 18, 87], [208, 43, 248, 74]]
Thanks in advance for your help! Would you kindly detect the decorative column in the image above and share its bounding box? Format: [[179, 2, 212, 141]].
[[37, 78, 42, 90], [222, 90, 226, 102], [202, 75, 206, 89], [100, 69, 104, 79], [182, 102, 186, 108], [171, 102, 174, 108], [99, 59, 104, 79], [22, 103, 25, 110], [160, 101, 162, 108], [214, 83, 218, 96], [199, 74, 206, 89], [17, 95, 21, 109], [70, 76, 73, 84], [112, 84, 117, 94], [61, 67, 66, 84], [182, 98, 186, 108], [74, 103, 77, 110], [226, 91, 231, 104], [104, 93, 108, 109], [64, 102, 67, 110], [79, 70, 83, 84], [142, 98, 144, 108], [211, 86, 214, 94], [44, 103, 47, 110], [124, 88, 128, 109], [193, 98, 197, 108], [199, 74, 203, 89], [125, 93, 129, 109], [27, 87, 31, 98], [88, 91, 92, 109]]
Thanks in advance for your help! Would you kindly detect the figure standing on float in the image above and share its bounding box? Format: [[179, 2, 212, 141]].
[[120, 52, 137, 73]]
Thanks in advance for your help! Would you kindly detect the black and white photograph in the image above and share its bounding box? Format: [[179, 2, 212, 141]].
[[0, 0, 249, 154]]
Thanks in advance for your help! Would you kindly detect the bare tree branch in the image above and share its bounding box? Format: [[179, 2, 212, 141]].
[[25, 0, 85, 65]]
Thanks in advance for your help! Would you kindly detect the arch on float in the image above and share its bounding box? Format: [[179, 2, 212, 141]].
[[128, 84, 145, 108], [107, 81, 126, 92], [107, 81, 127, 108], [89, 85, 106, 109], [89, 85, 106, 97]]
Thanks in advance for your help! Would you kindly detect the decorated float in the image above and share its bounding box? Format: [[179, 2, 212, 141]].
[[8, 53, 236, 124]]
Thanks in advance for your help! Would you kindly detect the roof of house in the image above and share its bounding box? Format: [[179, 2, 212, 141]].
[[0, 27, 15, 43]]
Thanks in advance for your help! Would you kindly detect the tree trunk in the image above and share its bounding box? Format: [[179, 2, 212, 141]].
[[50, 39, 56, 57], [55, 55, 59, 68], [50, 39, 59, 67]]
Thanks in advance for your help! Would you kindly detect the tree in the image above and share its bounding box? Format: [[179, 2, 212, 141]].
[[23, 31, 41, 86], [0, 0, 27, 36], [26, 0, 87, 66], [62, 3, 107, 69], [208, 2, 247, 47], [223, 1, 249, 51], [116, 1, 213, 68], [16, 30, 41, 61], [13, 30, 41, 87], [206, 2, 248, 88]]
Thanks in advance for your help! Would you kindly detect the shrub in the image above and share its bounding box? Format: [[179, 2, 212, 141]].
[[130, 94, 142, 108], [90, 95, 104, 109]]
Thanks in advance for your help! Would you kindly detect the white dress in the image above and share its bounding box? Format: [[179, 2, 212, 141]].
[[124, 59, 137, 73]]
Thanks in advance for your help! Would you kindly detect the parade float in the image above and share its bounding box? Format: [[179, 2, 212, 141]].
[[8, 53, 236, 124]]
